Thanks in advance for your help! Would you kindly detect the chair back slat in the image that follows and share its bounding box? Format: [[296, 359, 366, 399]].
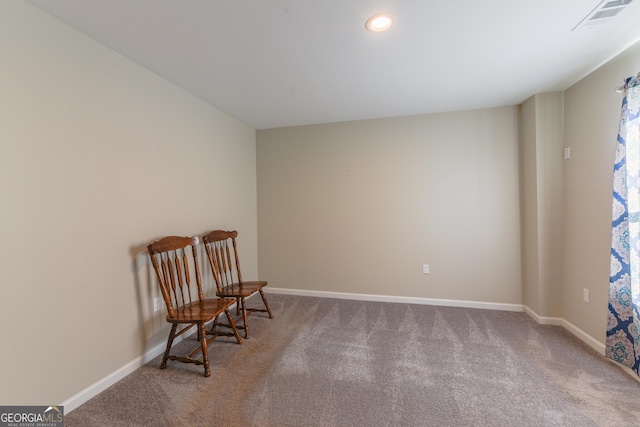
[[160, 253, 178, 313], [215, 241, 231, 291], [147, 236, 202, 318], [167, 256, 181, 307], [212, 243, 225, 289], [182, 249, 192, 305], [202, 230, 240, 294], [175, 249, 192, 306], [222, 240, 234, 288], [192, 237, 205, 301], [230, 236, 243, 283]]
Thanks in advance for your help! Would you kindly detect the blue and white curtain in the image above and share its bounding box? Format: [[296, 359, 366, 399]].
[[607, 73, 640, 374]]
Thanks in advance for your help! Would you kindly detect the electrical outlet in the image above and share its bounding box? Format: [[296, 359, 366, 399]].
[[583, 288, 590, 303], [422, 264, 430, 274], [153, 297, 162, 312]]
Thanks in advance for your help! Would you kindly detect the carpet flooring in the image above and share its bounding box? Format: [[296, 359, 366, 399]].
[[66, 294, 640, 426]]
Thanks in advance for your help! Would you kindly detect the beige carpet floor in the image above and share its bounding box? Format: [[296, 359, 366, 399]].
[[66, 294, 640, 426]]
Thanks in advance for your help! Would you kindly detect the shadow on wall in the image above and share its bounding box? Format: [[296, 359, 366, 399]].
[[129, 238, 220, 357]]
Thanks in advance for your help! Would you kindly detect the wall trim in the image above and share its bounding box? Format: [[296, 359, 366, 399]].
[[524, 306, 640, 382], [608, 359, 640, 383], [271, 289, 609, 357], [265, 287, 524, 312], [60, 300, 242, 412], [63, 289, 619, 412], [561, 317, 606, 354], [61, 340, 168, 412], [523, 305, 607, 355], [523, 305, 562, 326]]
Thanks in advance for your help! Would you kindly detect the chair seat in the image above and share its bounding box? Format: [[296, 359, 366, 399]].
[[217, 281, 268, 298], [166, 298, 235, 323]]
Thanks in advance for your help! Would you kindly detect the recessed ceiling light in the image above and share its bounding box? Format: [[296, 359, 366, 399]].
[[365, 14, 394, 32]]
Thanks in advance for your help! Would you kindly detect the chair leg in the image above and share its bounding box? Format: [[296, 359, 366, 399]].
[[161, 324, 178, 369], [259, 289, 274, 319], [236, 297, 241, 315], [241, 297, 250, 339], [198, 322, 211, 377], [209, 315, 219, 334], [225, 309, 243, 345]]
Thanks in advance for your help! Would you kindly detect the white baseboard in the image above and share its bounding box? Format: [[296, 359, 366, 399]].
[[265, 287, 524, 312], [523, 305, 562, 326], [62, 290, 616, 412], [561, 318, 606, 354], [523, 305, 606, 355], [607, 359, 640, 383], [558, 319, 640, 382], [523, 307, 640, 382], [61, 340, 168, 412], [62, 299, 245, 412], [270, 289, 610, 358]]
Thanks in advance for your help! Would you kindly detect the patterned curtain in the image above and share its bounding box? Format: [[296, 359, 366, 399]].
[[607, 72, 640, 374]]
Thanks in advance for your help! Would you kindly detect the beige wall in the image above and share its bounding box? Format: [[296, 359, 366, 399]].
[[562, 40, 640, 343], [520, 97, 541, 313], [0, 2, 258, 405], [520, 93, 564, 318], [257, 107, 522, 304]]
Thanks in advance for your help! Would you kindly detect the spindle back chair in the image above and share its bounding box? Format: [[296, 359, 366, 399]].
[[147, 235, 242, 377], [202, 230, 273, 339]]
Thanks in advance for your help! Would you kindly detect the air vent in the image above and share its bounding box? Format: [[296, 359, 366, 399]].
[[572, 0, 634, 30]]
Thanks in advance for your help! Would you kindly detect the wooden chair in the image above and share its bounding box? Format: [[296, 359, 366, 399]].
[[202, 230, 273, 339], [147, 235, 242, 377]]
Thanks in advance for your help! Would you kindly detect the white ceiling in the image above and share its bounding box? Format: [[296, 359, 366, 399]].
[[26, 0, 640, 130]]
